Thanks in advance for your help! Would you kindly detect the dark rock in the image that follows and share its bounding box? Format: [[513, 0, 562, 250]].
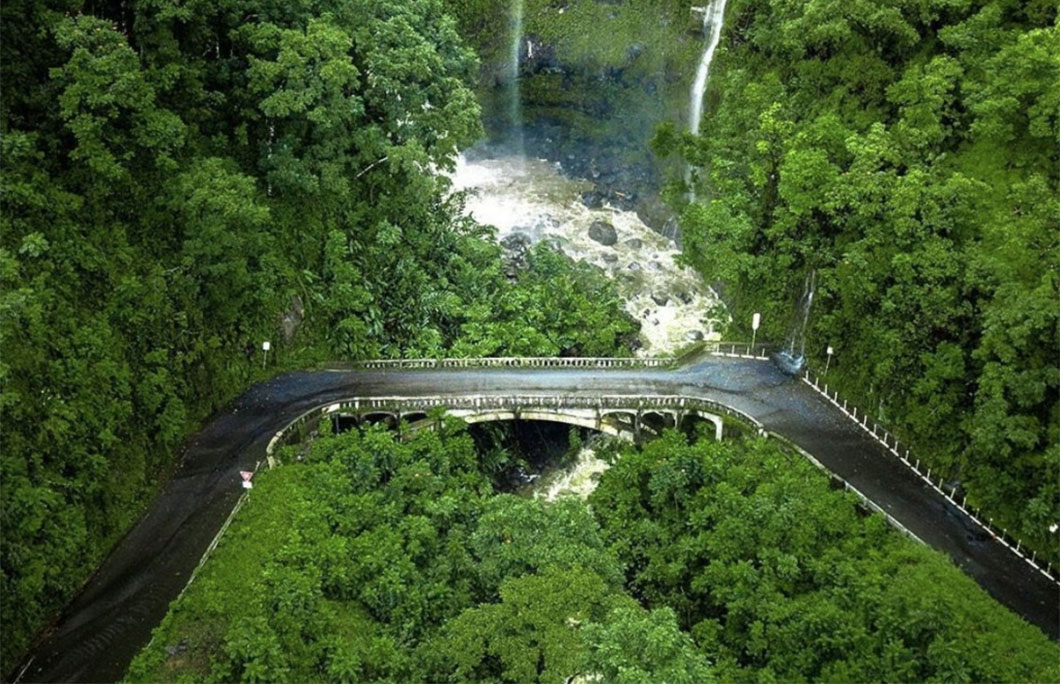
[[676, 290, 693, 305], [648, 261, 663, 271], [651, 293, 669, 306], [624, 238, 643, 250], [601, 253, 619, 263], [588, 219, 618, 246], [501, 232, 532, 252], [581, 191, 604, 209], [686, 330, 704, 342], [501, 232, 533, 276], [627, 261, 641, 271]]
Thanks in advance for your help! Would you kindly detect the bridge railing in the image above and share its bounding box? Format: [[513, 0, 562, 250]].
[[706, 341, 771, 360], [348, 357, 673, 370], [344, 342, 773, 370], [800, 368, 1059, 586]]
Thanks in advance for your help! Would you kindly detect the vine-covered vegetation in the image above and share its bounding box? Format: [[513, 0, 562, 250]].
[[663, 0, 1059, 562], [127, 424, 1058, 683], [0, 0, 636, 672]]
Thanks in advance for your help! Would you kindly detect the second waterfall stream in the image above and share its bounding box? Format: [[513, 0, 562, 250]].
[[689, 0, 729, 135]]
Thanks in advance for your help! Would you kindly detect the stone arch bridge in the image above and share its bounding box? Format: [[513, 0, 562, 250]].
[[269, 393, 746, 459]]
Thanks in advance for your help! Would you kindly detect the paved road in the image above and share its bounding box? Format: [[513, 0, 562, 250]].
[[14, 357, 1059, 683]]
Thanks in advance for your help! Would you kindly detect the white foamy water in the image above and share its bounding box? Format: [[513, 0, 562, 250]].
[[451, 154, 723, 356], [530, 446, 610, 501]]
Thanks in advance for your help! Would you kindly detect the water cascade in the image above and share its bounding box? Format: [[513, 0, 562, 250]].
[[524, 443, 612, 501], [451, 155, 724, 356], [776, 269, 816, 373], [688, 0, 729, 136], [508, 0, 525, 152]]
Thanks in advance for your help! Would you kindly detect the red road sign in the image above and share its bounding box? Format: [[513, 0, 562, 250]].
[[240, 471, 254, 482]]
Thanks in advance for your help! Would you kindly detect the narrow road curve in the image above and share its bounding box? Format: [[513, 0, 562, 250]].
[[15, 357, 1059, 683]]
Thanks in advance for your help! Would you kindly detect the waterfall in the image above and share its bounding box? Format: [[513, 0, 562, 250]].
[[786, 268, 817, 354], [688, 0, 728, 135], [508, 0, 525, 152]]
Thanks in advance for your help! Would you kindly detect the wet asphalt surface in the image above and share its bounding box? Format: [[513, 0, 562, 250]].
[[13, 357, 1059, 683]]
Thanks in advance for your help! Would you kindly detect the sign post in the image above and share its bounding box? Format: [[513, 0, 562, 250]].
[[825, 345, 834, 373], [751, 313, 761, 351], [261, 341, 271, 370], [240, 471, 254, 490]]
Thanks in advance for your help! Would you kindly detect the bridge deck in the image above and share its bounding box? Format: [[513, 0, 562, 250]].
[[17, 357, 1060, 683]]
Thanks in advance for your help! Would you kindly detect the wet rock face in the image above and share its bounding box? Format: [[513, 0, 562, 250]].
[[634, 196, 681, 243], [588, 219, 618, 246], [521, 34, 563, 76], [281, 295, 304, 344]]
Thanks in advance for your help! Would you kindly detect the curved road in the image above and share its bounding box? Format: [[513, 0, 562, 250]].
[[15, 357, 1060, 682]]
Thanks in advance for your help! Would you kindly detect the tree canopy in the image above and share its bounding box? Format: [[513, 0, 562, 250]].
[[126, 423, 1058, 683]]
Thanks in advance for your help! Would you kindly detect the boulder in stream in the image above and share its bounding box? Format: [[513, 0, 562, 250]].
[[588, 219, 618, 246], [500, 232, 532, 275]]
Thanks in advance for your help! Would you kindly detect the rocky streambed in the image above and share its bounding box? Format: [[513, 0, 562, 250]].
[[452, 151, 724, 357]]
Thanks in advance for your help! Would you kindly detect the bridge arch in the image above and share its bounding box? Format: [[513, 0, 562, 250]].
[[446, 408, 634, 441]]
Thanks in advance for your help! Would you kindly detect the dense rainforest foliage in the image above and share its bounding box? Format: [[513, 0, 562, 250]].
[[127, 423, 1059, 683], [0, 0, 637, 672], [661, 0, 1059, 563], [4, 0, 1058, 678]]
